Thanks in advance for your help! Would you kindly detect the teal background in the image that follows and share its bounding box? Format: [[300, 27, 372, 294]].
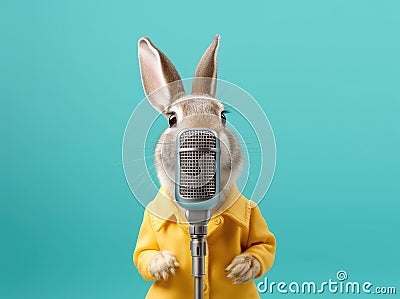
[[1, 0, 399, 298]]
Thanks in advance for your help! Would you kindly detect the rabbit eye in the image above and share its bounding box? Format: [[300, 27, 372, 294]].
[[168, 113, 177, 127], [221, 112, 226, 125]]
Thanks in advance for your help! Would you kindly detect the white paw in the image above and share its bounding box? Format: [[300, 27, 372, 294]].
[[225, 254, 260, 284], [148, 251, 180, 281]]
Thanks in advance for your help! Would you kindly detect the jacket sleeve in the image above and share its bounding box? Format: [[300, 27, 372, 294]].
[[133, 211, 159, 281], [243, 203, 276, 278]]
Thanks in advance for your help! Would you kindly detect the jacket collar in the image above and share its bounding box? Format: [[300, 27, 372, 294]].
[[147, 184, 251, 231]]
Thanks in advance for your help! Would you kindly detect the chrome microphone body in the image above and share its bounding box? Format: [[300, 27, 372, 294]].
[[175, 128, 221, 299]]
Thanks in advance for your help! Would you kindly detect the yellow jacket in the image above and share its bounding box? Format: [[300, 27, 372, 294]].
[[133, 185, 276, 299]]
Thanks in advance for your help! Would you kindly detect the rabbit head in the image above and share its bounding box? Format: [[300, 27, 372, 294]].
[[138, 35, 242, 213]]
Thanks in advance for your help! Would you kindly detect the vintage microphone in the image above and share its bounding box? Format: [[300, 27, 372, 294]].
[[175, 128, 221, 299]]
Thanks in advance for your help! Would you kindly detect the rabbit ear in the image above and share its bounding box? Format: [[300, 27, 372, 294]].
[[138, 37, 185, 113], [192, 34, 220, 98]]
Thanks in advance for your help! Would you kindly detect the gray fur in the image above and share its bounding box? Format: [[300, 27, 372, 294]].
[[138, 37, 243, 214]]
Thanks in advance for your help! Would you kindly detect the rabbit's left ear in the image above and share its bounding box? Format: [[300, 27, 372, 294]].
[[192, 34, 220, 98]]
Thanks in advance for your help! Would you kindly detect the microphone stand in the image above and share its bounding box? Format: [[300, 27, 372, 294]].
[[186, 210, 211, 299]]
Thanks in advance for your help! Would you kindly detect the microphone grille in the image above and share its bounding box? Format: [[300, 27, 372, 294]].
[[179, 129, 217, 148], [178, 130, 218, 200]]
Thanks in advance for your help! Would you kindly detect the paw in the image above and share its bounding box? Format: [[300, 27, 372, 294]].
[[148, 251, 180, 281], [225, 254, 260, 284]]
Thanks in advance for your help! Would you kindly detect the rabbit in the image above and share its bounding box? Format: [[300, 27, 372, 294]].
[[133, 35, 276, 299]]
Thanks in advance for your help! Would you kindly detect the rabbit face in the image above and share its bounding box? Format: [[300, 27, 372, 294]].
[[138, 35, 242, 210], [154, 96, 242, 202]]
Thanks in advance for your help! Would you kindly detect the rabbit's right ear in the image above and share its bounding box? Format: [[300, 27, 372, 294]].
[[192, 35, 220, 98], [138, 37, 185, 113]]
